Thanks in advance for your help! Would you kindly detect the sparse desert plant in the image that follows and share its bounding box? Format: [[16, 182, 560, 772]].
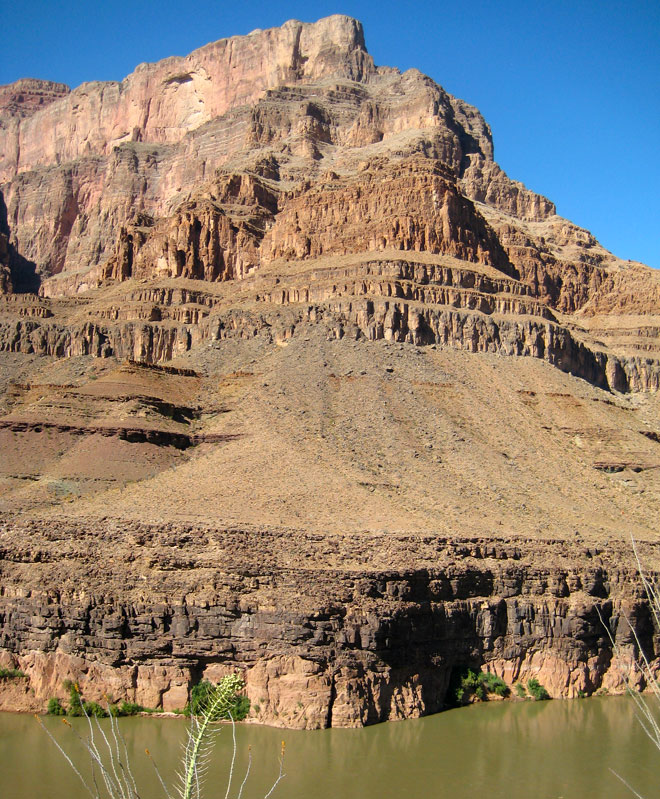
[[117, 700, 145, 716], [526, 678, 550, 701], [450, 667, 510, 704], [600, 538, 660, 796], [37, 673, 284, 799], [514, 682, 527, 698], [47, 697, 66, 716], [481, 671, 509, 697], [0, 667, 26, 679]]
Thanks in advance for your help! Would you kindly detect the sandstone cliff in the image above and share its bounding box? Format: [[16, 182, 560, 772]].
[[1, 15, 658, 390], [1, 16, 659, 727]]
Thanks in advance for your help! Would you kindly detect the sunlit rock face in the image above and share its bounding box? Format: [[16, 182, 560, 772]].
[[1, 16, 660, 727]]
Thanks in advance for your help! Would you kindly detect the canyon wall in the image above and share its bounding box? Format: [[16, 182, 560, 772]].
[[1, 16, 660, 728], [0, 522, 656, 728]]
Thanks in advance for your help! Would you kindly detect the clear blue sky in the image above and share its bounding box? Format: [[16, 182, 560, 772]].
[[2, 0, 658, 268]]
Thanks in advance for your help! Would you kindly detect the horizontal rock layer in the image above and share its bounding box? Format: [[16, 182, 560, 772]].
[[3, 258, 660, 391], [0, 521, 657, 727], [1, 16, 658, 399]]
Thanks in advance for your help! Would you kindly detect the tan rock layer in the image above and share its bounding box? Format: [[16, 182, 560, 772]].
[[460, 155, 556, 222], [260, 159, 514, 272], [102, 174, 278, 283], [3, 295, 659, 391], [0, 79, 70, 119]]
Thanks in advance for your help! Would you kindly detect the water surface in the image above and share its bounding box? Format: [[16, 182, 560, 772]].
[[0, 696, 656, 798]]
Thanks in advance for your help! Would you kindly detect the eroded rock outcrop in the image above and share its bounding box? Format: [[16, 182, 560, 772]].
[[0, 521, 657, 727], [1, 15, 658, 392], [0, 17, 372, 182], [102, 173, 278, 283], [261, 158, 515, 273], [0, 233, 11, 294], [1, 15, 659, 730]]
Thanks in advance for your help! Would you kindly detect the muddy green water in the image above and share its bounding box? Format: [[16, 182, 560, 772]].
[[0, 697, 656, 798]]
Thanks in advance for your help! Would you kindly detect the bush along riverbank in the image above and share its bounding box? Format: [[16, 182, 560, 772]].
[[1, 527, 656, 729], [448, 667, 550, 706], [36, 674, 285, 799], [45, 678, 251, 720]]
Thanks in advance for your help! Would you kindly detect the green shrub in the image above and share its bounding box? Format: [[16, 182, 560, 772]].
[[47, 697, 66, 716], [232, 694, 251, 721], [186, 679, 250, 720], [0, 667, 26, 679], [83, 701, 107, 718], [482, 671, 510, 697], [118, 700, 144, 716], [187, 679, 213, 716], [527, 678, 550, 701], [63, 680, 108, 717], [38, 673, 283, 799], [515, 682, 527, 698], [450, 667, 510, 704], [65, 681, 84, 717]]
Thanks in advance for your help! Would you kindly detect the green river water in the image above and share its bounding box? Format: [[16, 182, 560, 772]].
[[0, 696, 656, 798]]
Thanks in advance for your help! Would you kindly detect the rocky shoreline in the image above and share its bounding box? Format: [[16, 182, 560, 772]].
[[1, 14, 659, 732], [1, 520, 656, 728]]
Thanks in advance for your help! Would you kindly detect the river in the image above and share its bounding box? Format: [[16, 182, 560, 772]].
[[0, 696, 656, 798]]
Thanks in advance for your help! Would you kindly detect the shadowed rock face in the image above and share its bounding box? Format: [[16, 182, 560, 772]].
[[1, 16, 660, 727]]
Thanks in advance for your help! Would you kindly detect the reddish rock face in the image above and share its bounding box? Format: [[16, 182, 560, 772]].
[[1, 15, 660, 728], [0, 14, 577, 291], [1, 15, 657, 331], [0, 17, 371, 181], [0, 78, 70, 119], [0, 522, 655, 728]]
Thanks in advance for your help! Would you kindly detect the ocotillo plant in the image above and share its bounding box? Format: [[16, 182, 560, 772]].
[[37, 673, 285, 799]]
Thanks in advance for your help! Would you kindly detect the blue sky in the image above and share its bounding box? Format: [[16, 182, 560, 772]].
[[2, 0, 658, 268]]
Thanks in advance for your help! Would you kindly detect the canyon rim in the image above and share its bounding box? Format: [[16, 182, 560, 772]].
[[1, 14, 660, 728]]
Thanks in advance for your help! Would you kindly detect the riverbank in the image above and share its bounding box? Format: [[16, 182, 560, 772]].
[[1, 522, 658, 727]]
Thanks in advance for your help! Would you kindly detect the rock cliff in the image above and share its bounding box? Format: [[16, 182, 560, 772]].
[[1, 15, 659, 727], [1, 521, 658, 728]]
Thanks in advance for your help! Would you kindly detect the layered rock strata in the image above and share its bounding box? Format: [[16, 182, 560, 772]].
[[0, 521, 657, 728], [2, 251, 660, 392], [1, 15, 659, 729], [1, 16, 658, 390]]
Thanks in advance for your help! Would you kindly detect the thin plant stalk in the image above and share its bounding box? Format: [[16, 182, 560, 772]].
[[599, 535, 660, 797], [39, 673, 284, 799]]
